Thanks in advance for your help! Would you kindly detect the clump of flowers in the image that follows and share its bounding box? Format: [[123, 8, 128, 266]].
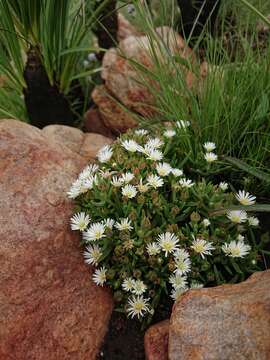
[[68, 125, 262, 322]]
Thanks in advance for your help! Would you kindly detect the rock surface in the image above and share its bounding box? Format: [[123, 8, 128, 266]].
[[169, 270, 270, 360], [84, 107, 115, 138], [0, 120, 113, 359], [144, 320, 169, 360], [117, 13, 142, 41], [42, 124, 112, 160], [93, 26, 206, 133]]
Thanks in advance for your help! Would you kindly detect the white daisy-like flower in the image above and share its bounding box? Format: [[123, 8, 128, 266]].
[[137, 179, 149, 193], [115, 218, 133, 231], [204, 152, 218, 163], [203, 142, 216, 152], [102, 218, 115, 229], [83, 244, 102, 266], [97, 145, 113, 163], [121, 139, 140, 153], [127, 3, 136, 14], [219, 182, 228, 191], [80, 175, 98, 193], [248, 216, 259, 226], [70, 212, 91, 231], [174, 257, 191, 276], [79, 164, 99, 181], [92, 266, 107, 286], [179, 178, 194, 188], [157, 232, 180, 257], [171, 168, 183, 177], [99, 169, 115, 179], [169, 274, 188, 290], [174, 248, 190, 261], [135, 129, 148, 136], [176, 120, 190, 129], [67, 179, 83, 199], [122, 278, 135, 292], [88, 52, 97, 62], [127, 296, 150, 319], [132, 280, 147, 295], [235, 190, 256, 206], [111, 176, 124, 187], [83, 222, 106, 242], [227, 210, 247, 224], [147, 174, 164, 189], [121, 172, 134, 183], [156, 162, 172, 177], [145, 137, 164, 149], [191, 238, 215, 259], [122, 184, 137, 199], [222, 240, 251, 258], [237, 234, 245, 241], [164, 129, 176, 138], [170, 287, 187, 300], [146, 242, 160, 256], [144, 147, 163, 161], [202, 219, 211, 227]]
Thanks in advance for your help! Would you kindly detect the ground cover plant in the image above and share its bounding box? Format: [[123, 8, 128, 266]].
[[69, 124, 267, 326]]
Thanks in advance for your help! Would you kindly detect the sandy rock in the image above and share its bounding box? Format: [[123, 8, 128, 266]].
[[169, 270, 270, 360], [0, 119, 113, 359], [84, 107, 115, 138], [42, 124, 112, 160], [144, 320, 169, 360], [117, 13, 142, 41], [92, 85, 137, 133]]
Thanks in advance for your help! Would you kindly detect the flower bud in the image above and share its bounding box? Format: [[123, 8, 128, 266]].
[[190, 212, 201, 223], [114, 290, 123, 303], [133, 269, 142, 279]]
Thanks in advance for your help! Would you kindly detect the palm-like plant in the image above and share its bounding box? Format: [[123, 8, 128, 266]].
[[0, 0, 117, 127]]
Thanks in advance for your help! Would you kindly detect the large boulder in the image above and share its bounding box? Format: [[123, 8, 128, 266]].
[[144, 320, 169, 360], [93, 26, 206, 133], [169, 270, 270, 360], [0, 120, 113, 359]]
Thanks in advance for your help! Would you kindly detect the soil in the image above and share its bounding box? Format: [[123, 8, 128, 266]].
[[98, 298, 173, 360]]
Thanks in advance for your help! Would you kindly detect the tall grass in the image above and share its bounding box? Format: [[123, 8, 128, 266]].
[[125, 0, 270, 194]]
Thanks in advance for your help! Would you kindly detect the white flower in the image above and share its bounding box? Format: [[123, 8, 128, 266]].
[[145, 137, 164, 149], [237, 234, 245, 241], [137, 179, 149, 193], [144, 147, 163, 161], [176, 120, 190, 129], [70, 212, 90, 231], [174, 257, 191, 276], [170, 287, 187, 300], [227, 210, 247, 224], [80, 175, 98, 192], [121, 139, 140, 152], [179, 178, 194, 188], [99, 169, 115, 178], [115, 218, 133, 231], [132, 280, 147, 295], [157, 232, 180, 257], [203, 142, 216, 152], [97, 145, 113, 163], [222, 240, 251, 258], [147, 174, 164, 189], [164, 129, 176, 138], [122, 278, 135, 292], [190, 282, 204, 289], [135, 129, 148, 136], [92, 267, 107, 286], [83, 222, 106, 242], [171, 168, 183, 177], [67, 179, 83, 199], [127, 3, 136, 14], [169, 274, 188, 290], [156, 162, 172, 177], [79, 164, 99, 180], [174, 248, 190, 261], [102, 218, 115, 229], [111, 176, 124, 187], [191, 238, 215, 259], [235, 190, 256, 206], [121, 172, 134, 183], [146, 242, 160, 256], [248, 216, 259, 226], [88, 52, 97, 62], [122, 184, 137, 199], [83, 244, 102, 266], [204, 152, 218, 163], [83, 59, 89, 68], [219, 182, 228, 191], [202, 219, 211, 227], [127, 296, 150, 319]]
